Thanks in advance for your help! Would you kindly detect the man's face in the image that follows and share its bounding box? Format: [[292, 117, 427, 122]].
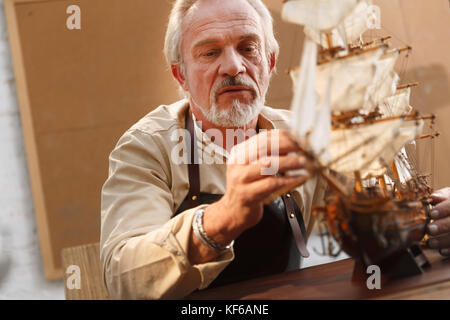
[[178, 0, 274, 127]]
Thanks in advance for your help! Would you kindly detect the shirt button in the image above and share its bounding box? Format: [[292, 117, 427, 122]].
[[192, 195, 198, 201], [290, 213, 295, 219]]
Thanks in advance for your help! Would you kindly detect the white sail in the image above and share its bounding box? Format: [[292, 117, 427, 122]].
[[315, 47, 384, 113], [328, 119, 404, 175], [379, 88, 412, 117], [395, 148, 413, 183], [304, 0, 372, 48], [309, 77, 332, 162], [281, 0, 359, 31], [360, 119, 424, 179], [304, 26, 345, 49], [291, 46, 398, 114], [326, 117, 424, 178], [373, 71, 399, 109], [290, 38, 318, 137], [363, 50, 400, 111], [291, 46, 399, 115]]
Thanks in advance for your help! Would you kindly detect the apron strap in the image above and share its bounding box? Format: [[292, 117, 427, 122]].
[[185, 107, 201, 208], [282, 194, 310, 258], [184, 107, 309, 257]]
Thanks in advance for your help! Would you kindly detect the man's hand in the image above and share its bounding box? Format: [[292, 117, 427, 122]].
[[427, 187, 450, 256], [210, 129, 308, 240], [188, 129, 309, 264]]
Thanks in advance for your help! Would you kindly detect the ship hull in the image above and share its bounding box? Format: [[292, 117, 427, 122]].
[[325, 194, 430, 276]]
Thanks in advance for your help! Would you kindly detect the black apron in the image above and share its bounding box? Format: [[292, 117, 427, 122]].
[[174, 108, 309, 288]]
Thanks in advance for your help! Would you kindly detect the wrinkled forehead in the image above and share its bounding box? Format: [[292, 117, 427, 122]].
[[181, 0, 263, 48]]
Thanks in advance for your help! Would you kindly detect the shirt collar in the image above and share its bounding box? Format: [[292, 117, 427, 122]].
[[190, 107, 276, 162]]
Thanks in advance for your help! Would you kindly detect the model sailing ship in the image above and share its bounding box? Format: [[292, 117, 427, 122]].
[[281, 0, 438, 278]]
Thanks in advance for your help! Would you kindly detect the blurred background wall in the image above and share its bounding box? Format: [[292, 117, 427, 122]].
[[0, 1, 64, 299], [0, 0, 448, 299]]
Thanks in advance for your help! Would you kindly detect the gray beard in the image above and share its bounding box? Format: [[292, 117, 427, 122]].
[[199, 98, 264, 128], [185, 73, 266, 127]]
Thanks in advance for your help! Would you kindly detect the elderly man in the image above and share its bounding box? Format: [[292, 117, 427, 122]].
[[100, 0, 450, 300]]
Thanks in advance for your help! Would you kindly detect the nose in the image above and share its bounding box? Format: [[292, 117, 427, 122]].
[[218, 47, 246, 77]]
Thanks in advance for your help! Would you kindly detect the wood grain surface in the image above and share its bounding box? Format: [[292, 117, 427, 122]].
[[188, 249, 450, 300], [61, 243, 109, 300]]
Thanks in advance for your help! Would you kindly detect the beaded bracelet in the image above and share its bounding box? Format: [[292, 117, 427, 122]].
[[192, 208, 234, 254]]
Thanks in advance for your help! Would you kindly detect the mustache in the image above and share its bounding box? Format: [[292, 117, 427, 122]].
[[212, 76, 258, 100]]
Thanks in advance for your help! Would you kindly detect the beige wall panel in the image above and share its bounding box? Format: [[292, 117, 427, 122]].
[[5, 0, 179, 279]]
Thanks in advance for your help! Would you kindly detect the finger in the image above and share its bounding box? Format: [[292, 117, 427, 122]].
[[429, 199, 450, 220], [431, 194, 448, 205], [245, 174, 309, 203], [427, 215, 450, 236], [432, 187, 450, 198], [256, 130, 302, 157], [431, 187, 450, 204], [241, 155, 308, 182], [427, 234, 450, 251], [229, 130, 301, 164]]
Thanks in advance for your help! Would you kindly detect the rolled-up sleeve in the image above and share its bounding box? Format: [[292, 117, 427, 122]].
[[100, 129, 233, 299]]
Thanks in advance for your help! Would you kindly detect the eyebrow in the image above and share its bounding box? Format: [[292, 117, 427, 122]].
[[193, 38, 219, 49], [239, 33, 261, 42], [192, 33, 262, 49]]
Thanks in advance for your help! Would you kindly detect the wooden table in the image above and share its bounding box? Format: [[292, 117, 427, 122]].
[[188, 249, 450, 300]]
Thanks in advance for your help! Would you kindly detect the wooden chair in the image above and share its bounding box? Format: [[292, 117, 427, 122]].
[[61, 243, 110, 300]]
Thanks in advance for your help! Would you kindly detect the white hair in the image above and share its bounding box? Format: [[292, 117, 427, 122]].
[[163, 0, 279, 68]]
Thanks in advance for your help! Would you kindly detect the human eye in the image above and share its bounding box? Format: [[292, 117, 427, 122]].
[[201, 49, 220, 58], [205, 50, 218, 56], [239, 41, 259, 55]]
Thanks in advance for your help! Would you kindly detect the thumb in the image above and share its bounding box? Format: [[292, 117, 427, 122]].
[[431, 188, 450, 204]]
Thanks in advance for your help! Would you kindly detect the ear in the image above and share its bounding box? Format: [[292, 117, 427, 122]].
[[268, 53, 276, 74], [171, 64, 188, 91]]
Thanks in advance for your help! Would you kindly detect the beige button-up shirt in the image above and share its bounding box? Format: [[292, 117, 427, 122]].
[[100, 99, 326, 299]]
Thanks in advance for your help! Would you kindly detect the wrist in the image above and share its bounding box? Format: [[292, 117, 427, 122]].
[[202, 199, 247, 246], [192, 208, 234, 254]]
